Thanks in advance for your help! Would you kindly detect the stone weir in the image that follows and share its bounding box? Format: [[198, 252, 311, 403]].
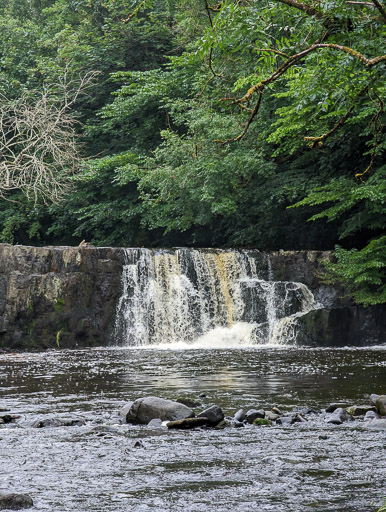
[[0, 244, 384, 350]]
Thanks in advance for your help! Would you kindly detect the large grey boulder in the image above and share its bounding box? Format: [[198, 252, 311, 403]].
[[375, 395, 386, 416], [346, 405, 376, 416], [125, 397, 194, 425], [0, 493, 33, 510]]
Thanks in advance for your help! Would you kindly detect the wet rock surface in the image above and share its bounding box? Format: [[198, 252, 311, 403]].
[[125, 397, 194, 425], [0, 244, 385, 349]]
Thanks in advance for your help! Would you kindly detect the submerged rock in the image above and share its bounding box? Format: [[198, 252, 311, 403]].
[[125, 397, 194, 425], [0, 492, 33, 510], [31, 416, 86, 428], [197, 405, 224, 426], [175, 396, 201, 408], [167, 417, 209, 429]]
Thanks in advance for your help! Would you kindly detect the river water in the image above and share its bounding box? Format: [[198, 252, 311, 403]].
[[1, 346, 386, 511]]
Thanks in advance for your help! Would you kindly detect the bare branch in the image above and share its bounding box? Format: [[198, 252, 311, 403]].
[[0, 71, 98, 203]]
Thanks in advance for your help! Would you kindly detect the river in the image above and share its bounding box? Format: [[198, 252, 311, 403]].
[[1, 345, 386, 511]]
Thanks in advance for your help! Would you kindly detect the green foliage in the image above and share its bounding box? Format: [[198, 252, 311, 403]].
[[0, 0, 385, 305]]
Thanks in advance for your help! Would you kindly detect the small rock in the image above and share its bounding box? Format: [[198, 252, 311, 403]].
[[375, 395, 386, 416], [346, 405, 377, 416], [231, 420, 245, 428], [272, 407, 282, 415], [133, 440, 144, 448], [234, 409, 246, 422], [214, 419, 232, 429], [197, 405, 224, 426], [265, 411, 280, 422], [370, 393, 380, 406], [147, 418, 164, 428], [326, 408, 353, 425], [325, 403, 350, 413], [245, 409, 265, 424], [0, 492, 33, 510], [167, 417, 210, 429], [126, 397, 194, 425], [199, 393, 207, 398], [318, 434, 328, 440], [364, 410, 380, 421]]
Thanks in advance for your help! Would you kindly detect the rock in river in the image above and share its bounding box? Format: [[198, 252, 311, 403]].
[[197, 405, 224, 426], [375, 395, 386, 416], [125, 397, 194, 425], [326, 408, 353, 425], [167, 417, 210, 429], [0, 492, 33, 510]]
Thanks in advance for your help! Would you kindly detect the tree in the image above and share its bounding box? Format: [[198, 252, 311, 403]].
[[0, 71, 97, 202]]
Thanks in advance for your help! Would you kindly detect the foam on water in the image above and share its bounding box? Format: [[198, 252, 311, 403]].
[[114, 248, 319, 348]]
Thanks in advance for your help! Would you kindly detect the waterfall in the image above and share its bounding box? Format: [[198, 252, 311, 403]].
[[114, 248, 318, 348]]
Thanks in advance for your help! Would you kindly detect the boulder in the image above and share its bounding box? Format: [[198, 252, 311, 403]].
[[370, 393, 380, 406], [0, 492, 33, 510], [326, 408, 353, 425], [346, 405, 376, 416], [365, 419, 386, 430], [245, 409, 265, 424], [125, 397, 194, 425], [375, 395, 386, 416], [197, 405, 224, 426], [167, 417, 209, 429]]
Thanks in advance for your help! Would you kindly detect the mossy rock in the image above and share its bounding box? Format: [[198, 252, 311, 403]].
[[253, 418, 272, 426]]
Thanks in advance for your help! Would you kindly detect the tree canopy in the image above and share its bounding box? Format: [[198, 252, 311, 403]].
[[0, 0, 385, 305]]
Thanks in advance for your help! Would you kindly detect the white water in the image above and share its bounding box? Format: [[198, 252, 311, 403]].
[[114, 248, 318, 348]]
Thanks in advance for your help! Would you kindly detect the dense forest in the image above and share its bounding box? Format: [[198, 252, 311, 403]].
[[0, 0, 385, 305]]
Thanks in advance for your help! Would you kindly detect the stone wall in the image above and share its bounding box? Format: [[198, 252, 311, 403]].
[[0, 244, 384, 349], [0, 244, 124, 350]]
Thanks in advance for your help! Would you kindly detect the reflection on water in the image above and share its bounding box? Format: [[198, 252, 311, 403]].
[[1, 346, 386, 511]]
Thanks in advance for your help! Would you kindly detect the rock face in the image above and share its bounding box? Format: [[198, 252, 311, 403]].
[[0, 244, 124, 349], [125, 397, 194, 425], [0, 244, 384, 349], [375, 395, 386, 416]]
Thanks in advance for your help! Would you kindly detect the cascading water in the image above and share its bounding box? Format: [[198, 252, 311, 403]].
[[114, 248, 319, 348]]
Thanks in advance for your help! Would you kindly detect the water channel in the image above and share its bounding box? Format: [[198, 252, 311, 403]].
[[1, 346, 386, 511]]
